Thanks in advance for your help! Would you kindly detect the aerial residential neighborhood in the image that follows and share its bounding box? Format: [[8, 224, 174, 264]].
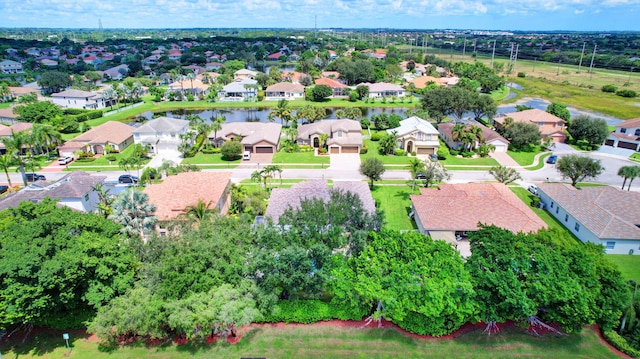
[[1, 23, 640, 359]]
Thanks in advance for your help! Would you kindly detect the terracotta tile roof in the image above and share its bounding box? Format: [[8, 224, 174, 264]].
[[617, 118, 640, 128], [297, 119, 362, 145], [538, 184, 640, 240], [210, 122, 282, 146], [411, 183, 547, 234], [494, 109, 566, 138], [143, 172, 232, 221], [609, 132, 640, 141], [265, 180, 375, 223], [64, 121, 134, 146], [0, 107, 19, 120], [407, 76, 448, 89], [315, 77, 347, 88]]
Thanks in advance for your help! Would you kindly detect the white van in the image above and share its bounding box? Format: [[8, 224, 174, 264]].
[[242, 151, 251, 160]]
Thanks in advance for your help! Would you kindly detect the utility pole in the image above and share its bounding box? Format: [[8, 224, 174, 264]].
[[577, 41, 586, 73], [490, 40, 496, 69], [589, 43, 597, 78], [462, 37, 467, 57]]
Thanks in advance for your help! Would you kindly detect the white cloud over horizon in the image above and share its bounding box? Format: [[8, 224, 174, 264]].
[[0, 0, 638, 31]]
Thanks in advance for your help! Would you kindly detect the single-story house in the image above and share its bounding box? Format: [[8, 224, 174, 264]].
[[494, 109, 567, 143], [208, 122, 282, 154], [315, 77, 348, 97], [50, 89, 113, 110], [103, 64, 129, 80], [297, 119, 363, 154], [218, 78, 258, 102], [133, 117, 190, 156], [411, 183, 547, 250], [0, 107, 21, 124], [265, 180, 376, 224], [387, 116, 440, 155], [604, 117, 640, 151], [265, 82, 305, 101], [58, 121, 135, 157], [438, 122, 510, 153], [0, 60, 23, 74], [167, 78, 210, 97], [144, 172, 233, 235], [537, 184, 640, 255], [360, 82, 406, 98], [0, 171, 106, 213]]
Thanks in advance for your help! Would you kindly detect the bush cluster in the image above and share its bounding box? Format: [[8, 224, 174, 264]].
[[604, 330, 640, 358], [261, 300, 368, 324]]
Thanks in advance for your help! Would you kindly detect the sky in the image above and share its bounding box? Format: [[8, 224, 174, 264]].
[[1, 0, 639, 31]]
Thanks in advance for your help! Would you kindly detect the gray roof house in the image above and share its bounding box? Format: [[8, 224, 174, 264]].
[[297, 119, 363, 154], [133, 117, 190, 156], [103, 64, 129, 80], [209, 122, 282, 154], [50, 89, 112, 110], [537, 184, 640, 254], [0, 60, 23, 74], [265, 180, 376, 223], [0, 171, 106, 213], [361, 82, 406, 98], [218, 79, 258, 102], [387, 116, 440, 155]]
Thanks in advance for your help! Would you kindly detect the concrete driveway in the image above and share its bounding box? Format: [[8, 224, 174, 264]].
[[329, 153, 361, 170]]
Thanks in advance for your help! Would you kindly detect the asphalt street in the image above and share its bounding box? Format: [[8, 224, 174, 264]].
[[3, 150, 639, 192]]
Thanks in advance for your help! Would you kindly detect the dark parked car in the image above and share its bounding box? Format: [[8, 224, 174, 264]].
[[118, 174, 139, 184], [547, 155, 558, 164], [25, 173, 46, 182], [0, 185, 8, 194]]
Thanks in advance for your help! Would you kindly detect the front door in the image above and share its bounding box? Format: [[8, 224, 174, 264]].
[[313, 137, 320, 148]]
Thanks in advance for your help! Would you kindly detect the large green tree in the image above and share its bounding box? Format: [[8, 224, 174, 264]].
[[567, 115, 609, 148], [504, 122, 542, 150], [331, 230, 475, 336], [556, 154, 604, 187], [0, 199, 138, 329], [546, 102, 571, 122], [13, 100, 63, 123], [360, 158, 386, 189], [37, 71, 73, 94]]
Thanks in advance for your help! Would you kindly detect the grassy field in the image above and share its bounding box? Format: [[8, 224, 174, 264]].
[[526, 153, 551, 171], [272, 151, 330, 165], [181, 152, 240, 167], [607, 255, 640, 281], [507, 148, 545, 166], [68, 145, 150, 169], [370, 184, 418, 231], [439, 155, 498, 166], [361, 140, 412, 165], [0, 324, 620, 359]]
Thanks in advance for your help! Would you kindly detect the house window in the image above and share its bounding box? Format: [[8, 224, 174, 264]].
[[550, 202, 554, 208], [337, 130, 343, 137], [565, 214, 568, 222], [574, 223, 580, 232], [84, 194, 89, 201], [538, 122, 544, 127], [555, 207, 559, 214], [635, 129, 640, 136], [606, 242, 616, 250], [621, 128, 627, 134]]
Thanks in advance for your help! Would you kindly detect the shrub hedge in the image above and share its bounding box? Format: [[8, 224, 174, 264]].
[[603, 330, 640, 358], [261, 300, 368, 324]]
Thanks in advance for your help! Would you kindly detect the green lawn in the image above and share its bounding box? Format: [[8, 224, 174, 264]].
[[439, 155, 498, 166], [507, 148, 545, 166], [181, 152, 240, 167], [527, 153, 551, 171], [0, 324, 620, 359], [370, 184, 418, 231], [68, 145, 150, 168], [272, 151, 330, 164], [630, 152, 640, 162], [510, 187, 578, 235], [607, 255, 640, 281], [361, 140, 413, 165]]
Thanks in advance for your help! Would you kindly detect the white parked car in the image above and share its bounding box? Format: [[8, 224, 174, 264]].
[[58, 156, 74, 165], [528, 184, 538, 195]]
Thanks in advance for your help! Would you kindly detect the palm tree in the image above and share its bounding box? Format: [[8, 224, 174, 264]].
[[31, 124, 61, 157], [102, 87, 117, 110], [183, 199, 216, 225], [0, 154, 15, 191], [210, 116, 225, 147], [451, 123, 467, 151], [620, 280, 640, 335], [408, 157, 425, 192], [268, 99, 294, 126], [185, 72, 196, 95], [109, 188, 157, 239], [618, 166, 640, 191], [318, 133, 329, 149], [92, 182, 115, 218], [2, 129, 31, 186]]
